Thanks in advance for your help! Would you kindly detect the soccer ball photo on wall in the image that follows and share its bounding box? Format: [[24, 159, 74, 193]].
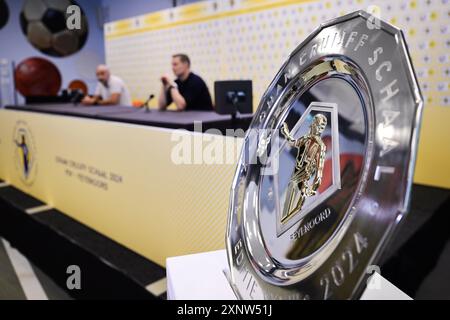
[[20, 0, 89, 57], [0, 0, 9, 30]]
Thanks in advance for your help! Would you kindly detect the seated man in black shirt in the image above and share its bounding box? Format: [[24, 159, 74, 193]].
[[158, 53, 214, 112]]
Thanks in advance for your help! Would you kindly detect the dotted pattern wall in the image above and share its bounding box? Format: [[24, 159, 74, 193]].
[[104, 0, 449, 111]]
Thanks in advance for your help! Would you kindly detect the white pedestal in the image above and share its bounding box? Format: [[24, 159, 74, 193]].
[[166, 249, 411, 300]]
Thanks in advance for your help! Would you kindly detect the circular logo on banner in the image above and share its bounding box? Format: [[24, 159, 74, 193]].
[[13, 121, 38, 186]]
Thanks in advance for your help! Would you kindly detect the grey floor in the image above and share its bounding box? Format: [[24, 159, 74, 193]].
[[416, 240, 450, 299], [0, 238, 71, 300], [2, 234, 450, 300]]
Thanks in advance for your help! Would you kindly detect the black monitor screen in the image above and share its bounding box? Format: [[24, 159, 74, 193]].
[[214, 80, 253, 115]]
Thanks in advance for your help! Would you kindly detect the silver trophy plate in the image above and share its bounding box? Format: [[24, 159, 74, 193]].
[[226, 10, 423, 300]]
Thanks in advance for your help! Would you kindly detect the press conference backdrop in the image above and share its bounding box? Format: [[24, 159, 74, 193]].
[[104, 0, 450, 189]]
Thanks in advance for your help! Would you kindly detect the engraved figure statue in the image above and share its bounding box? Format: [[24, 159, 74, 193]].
[[280, 114, 327, 223]]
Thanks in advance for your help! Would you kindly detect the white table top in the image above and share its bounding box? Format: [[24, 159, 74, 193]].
[[166, 249, 411, 300]]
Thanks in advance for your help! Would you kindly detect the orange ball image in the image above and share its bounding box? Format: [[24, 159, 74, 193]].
[[15, 57, 62, 96]]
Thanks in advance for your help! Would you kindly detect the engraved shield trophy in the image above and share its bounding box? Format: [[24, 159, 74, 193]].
[[226, 11, 423, 300]]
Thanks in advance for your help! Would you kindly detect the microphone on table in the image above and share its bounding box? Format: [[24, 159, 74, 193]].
[[140, 94, 155, 112], [71, 90, 85, 106]]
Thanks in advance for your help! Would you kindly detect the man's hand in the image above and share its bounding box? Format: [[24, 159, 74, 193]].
[[160, 74, 185, 111], [81, 96, 95, 105], [160, 74, 174, 89]]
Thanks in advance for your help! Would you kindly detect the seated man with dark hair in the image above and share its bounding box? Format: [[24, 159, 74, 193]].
[[158, 53, 214, 112]]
